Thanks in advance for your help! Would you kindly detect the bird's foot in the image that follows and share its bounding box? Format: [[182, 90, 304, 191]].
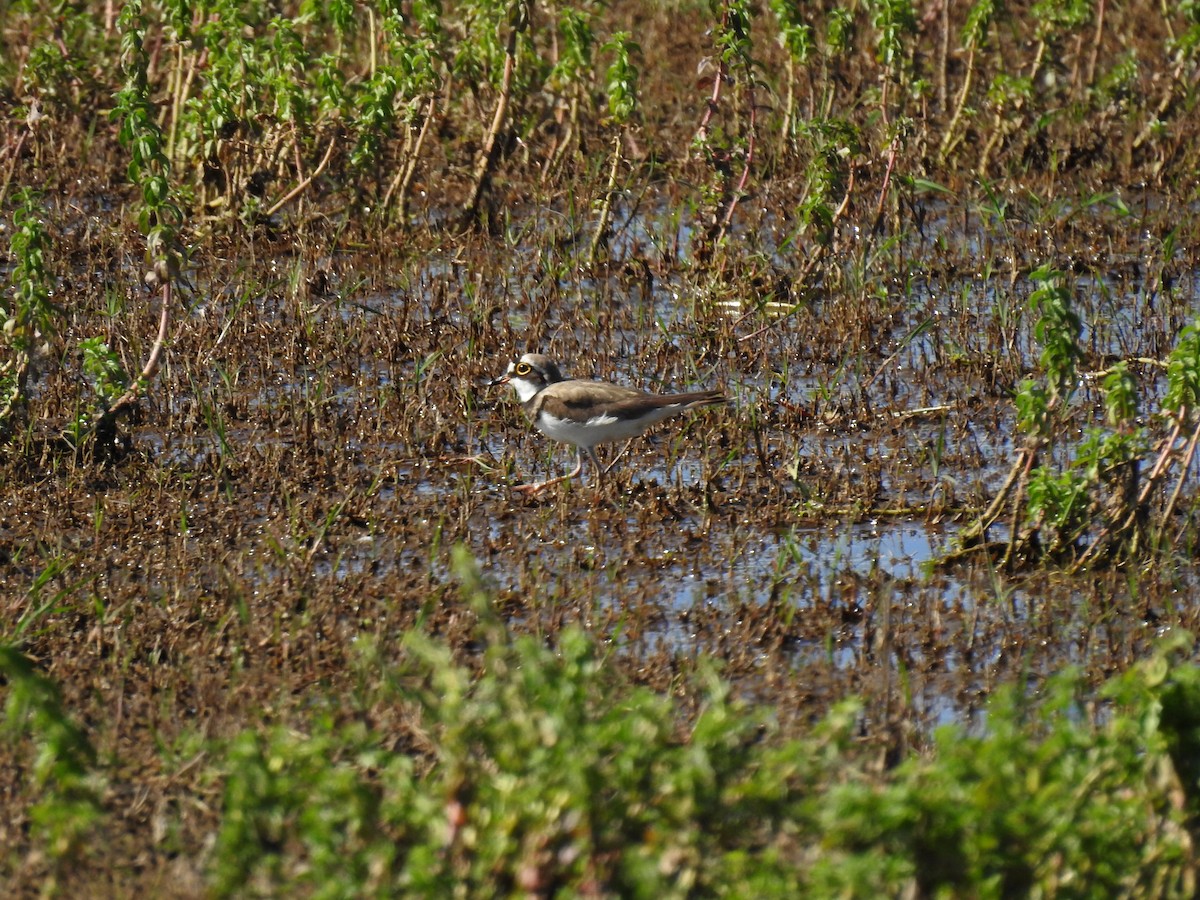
[[512, 476, 572, 496]]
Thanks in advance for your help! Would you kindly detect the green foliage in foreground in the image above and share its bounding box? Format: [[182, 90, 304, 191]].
[[203, 549, 1199, 897], [0, 647, 105, 867], [4, 548, 1199, 895]]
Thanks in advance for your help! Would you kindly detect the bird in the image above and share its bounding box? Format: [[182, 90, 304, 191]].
[[489, 352, 726, 494]]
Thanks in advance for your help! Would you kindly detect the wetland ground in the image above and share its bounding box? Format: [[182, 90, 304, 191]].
[[5, 0, 1200, 894]]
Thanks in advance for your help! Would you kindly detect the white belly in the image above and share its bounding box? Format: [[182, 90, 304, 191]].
[[537, 408, 678, 448]]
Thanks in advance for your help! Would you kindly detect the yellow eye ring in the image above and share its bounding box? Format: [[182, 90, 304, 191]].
[[515, 362, 532, 375]]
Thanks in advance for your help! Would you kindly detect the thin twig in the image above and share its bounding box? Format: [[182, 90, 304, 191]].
[[106, 279, 172, 419], [1136, 418, 1185, 508], [1072, 418, 1186, 571], [863, 317, 931, 393], [957, 445, 1032, 546], [1163, 418, 1200, 545], [712, 84, 757, 247], [265, 135, 337, 218], [999, 445, 1039, 569], [0, 106, 36, 209], [1086, 0, 1106, 89], [383, 96, 436, 221], [588, 132, 624, 265], [871, 135, 900, 236], [462, 10, 524, 226]]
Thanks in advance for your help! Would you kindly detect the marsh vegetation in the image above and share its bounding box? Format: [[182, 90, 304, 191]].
[[5, 0, 1200, 894]]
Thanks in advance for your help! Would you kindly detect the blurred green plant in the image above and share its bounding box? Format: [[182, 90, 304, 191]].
[[0, 0, 1188, 233], [953, 263, 1200, 567], [78, 337, 130, 410], [976, 72, 1035, 175], [1, 188, 59, 434], [204, 546, 1199, 896], [868, 0, 917, 83], [1029, 265, 1082, 409], [817, 640, 1195, 897], [1173, 0, 1200, 56], [1030, 0, 1095, 90], [0, 646, 105, 868], [209, 545, 843, 895]]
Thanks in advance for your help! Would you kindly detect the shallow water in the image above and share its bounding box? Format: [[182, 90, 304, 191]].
[[9, 187, 1198, 754]]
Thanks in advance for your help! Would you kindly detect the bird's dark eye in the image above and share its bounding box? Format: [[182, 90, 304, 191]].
[[515, 362, 532, 375]]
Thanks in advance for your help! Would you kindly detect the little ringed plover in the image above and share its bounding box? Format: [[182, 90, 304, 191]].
[[490, 352, 725, 494]]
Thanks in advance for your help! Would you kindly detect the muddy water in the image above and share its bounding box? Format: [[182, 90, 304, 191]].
[[4, 191, 1193, 759]]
